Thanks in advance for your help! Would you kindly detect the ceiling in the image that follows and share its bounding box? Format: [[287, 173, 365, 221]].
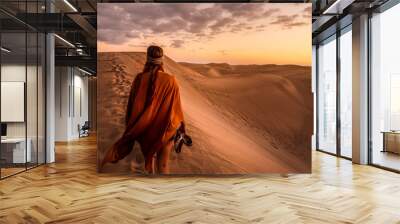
[[311, 0, 391, 43], [1, 0, 395, 73], [0, 0, 97, 74]]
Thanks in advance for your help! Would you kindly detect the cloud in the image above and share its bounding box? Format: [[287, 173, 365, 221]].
[[263, 8, 281, 16], [126, 31, 140, 38], [302, 5, 312, 19], [209, 17, 235, 32], [97, 29, 129, 44], [285, 22, 308, 29], [270, 15, 308, 29], [217, 4, 280, 20], [303, 5, 312, 13], [128, 42, 167, 48], [170, 40, 185, 48], [229, 22, 248, 33], [98, 3, 302, 45]]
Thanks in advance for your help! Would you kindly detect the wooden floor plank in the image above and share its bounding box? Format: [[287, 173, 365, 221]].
[[1, 135, 400, 223]]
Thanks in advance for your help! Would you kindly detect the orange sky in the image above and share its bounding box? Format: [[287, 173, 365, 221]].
[[98, 3, 311, 66]]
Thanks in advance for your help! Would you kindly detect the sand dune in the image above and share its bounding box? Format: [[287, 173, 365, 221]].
[[98, 52, 312, 174]]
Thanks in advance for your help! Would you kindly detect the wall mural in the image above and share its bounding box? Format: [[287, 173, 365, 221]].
[[97, 3, 313, 174]]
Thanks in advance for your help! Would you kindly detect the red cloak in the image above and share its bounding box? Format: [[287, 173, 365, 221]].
[[102, 71, 184, 168]]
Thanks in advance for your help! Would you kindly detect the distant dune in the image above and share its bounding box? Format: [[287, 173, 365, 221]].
[[98, 52, 312, 174]]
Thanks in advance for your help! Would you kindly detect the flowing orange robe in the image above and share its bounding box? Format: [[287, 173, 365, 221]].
[[102, 71, 184, 167]]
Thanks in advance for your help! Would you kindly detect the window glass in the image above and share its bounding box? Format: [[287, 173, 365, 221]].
[[317, 36, 337, 154], [371, 3, 400, 171], [1, 31, 28, 177], [339, 28, 352, 158]]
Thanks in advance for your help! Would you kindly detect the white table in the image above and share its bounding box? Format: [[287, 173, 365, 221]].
[[1, 138, 32, 163]]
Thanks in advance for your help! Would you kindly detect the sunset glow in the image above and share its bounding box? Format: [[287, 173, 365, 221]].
[[98, 3, 311, 66]]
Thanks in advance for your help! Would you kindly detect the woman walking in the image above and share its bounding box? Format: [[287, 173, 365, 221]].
[[102, 45, 187, 174]]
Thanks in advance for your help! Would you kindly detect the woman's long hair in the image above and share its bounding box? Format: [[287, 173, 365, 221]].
[[142, 45, 165, 107]]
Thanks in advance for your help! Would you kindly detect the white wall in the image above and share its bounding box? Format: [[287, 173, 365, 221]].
[[1, 65, 36, 138], [55, 67, 89, 141], [1, 64, 25, 81], [55, 66, 70, 141], [72, 73, 89, 137], [1, 65, 26, 140], [1, 63, 46, 164], [1, 65, 26, 132]]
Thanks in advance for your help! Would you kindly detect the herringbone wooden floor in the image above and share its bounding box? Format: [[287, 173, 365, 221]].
[[1, 135, 400, 224]]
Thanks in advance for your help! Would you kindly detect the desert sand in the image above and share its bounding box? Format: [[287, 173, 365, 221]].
[[98, 52, 312, 174]]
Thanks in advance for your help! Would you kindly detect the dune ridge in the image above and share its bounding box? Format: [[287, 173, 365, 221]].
[[98, 52, 312, 174]]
